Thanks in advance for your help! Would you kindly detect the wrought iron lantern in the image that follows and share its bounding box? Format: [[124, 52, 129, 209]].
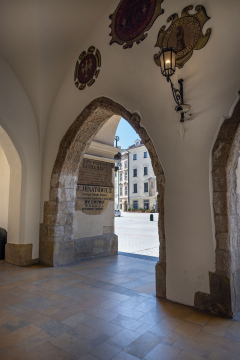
[[159, 47, 190, 122]]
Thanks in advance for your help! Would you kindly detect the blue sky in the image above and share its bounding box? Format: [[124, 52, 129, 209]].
[[115, 118, 140, 149]]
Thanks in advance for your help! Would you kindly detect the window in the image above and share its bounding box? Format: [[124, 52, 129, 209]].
[[120, 187, 123, 196], [125, 172, 127, 180], [133, 154, 137, 160], [133, 201, 138, 210], [124, 161, 128, 169], [119, 162, 122, 169], [120, 173, 123, 181], [144, 166, 148, 176], [144, 200, 149, 210], [133, 168, 137, 177], [125, 186, 128, 195], [144, 151, 147, 158], [144, 182, 148, 193], [133, 183, 137, 193], [120, 204, 122, 209]]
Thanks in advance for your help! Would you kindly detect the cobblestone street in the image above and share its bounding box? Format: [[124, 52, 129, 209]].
[[114, 212, 159, 258]]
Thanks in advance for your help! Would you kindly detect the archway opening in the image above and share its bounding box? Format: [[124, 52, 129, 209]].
[[195, 97, 240, 317], [40, 97, 166, 298], [114, 118, 159, 261], [0, 126, 22, 258]]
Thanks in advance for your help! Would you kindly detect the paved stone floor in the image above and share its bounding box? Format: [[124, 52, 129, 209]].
[[1, 256, 240, 359], [115, 213, 159, 258]]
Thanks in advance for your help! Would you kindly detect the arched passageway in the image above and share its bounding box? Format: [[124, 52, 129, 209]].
[[40, 97, 166, 298], [195, 97, 240, 317], [0, 126, 22, 254]]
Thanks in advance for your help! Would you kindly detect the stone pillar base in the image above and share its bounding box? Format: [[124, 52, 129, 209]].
[[155, 261, 166, 298], [194, 271, 240, 318], [40, 234, 118, 267], [5, 243, 38, 266]]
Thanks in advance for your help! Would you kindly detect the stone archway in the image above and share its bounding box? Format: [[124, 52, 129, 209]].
[[195, 97, 240, 317], [40, 97, 166, 298]]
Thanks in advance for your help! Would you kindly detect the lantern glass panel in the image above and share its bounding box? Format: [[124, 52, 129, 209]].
[[160, 49, 176, 77]]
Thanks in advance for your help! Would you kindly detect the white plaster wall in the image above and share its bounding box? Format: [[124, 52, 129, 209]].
[[0, 57, 41, 259], [0, 146, 10, 230], [74, 201, 114, 239], [41, 0, 240, 306]]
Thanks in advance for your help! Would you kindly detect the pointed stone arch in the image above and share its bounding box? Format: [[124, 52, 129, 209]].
[[195, 97, 240, 317], [40, 97, 166, 298]]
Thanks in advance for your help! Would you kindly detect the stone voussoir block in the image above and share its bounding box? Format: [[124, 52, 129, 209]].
[[43, 213, 67, 226], [48, 225, 65, 237], [216, 232, 238, 251], [61, 162, 79, 176], [212, 141, 231, 167], [215, 215, 229, 233], [216, 249, 232, 274]]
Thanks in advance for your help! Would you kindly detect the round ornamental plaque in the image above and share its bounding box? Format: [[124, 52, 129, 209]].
[[109, 0, 164, 49], [74, 46, 101, 91]]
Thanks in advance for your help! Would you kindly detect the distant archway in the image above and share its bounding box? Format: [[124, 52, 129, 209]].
[[40, 97, 166, 298], [0, 126, 22, 248], [195, 97, 240, 317]]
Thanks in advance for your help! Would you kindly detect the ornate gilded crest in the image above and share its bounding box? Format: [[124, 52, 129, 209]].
[[109, 0, 164, 49], [74, 46, 101, 90], [154, 5, 211, 68]]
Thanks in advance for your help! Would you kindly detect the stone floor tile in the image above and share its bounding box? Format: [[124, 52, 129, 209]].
[[63, 313, 94, 327], [138, 309, 165, 325], [173, 335, 212, 358], [0, 324, 41, 349], [29, 341, 77, 360], [124, 331, 162, 359], [15, 330, 52, 351], [0, 325, 10, 338], [4, 318, 30, 332], [145, 342, 181, 360], [89, 342, 121, 360], [185, 312, 212, 326], [50, 332, 78, 349], [39, 306, 60, 316], [40, 320, 72, 337], [64, 338, 94, 358], [176, 350, 207, 359], [0, 345, 35, 360], [133, 282, 155, 294], [79, 354, 100, 360], [97, 299, 123, 310], [209, 349, 240, 360], [162, 332, 181, 345], [83, 306, 118, 321], [134, 322, 153, 334], [202, 317, 231, 336], [83, 317, 123, 336], [194, 330, 240, 356], [110, 305, 145, 320], [111, 314, 143, 331], [67, 323, 94, 338], [173, 320, 202, 338], [19, 309, 51, 326], [149, 316, 181, 338], [107, 328, 140, 349], [112, 352, 140, 360]]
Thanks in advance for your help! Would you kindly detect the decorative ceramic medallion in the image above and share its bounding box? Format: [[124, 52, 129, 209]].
[[109, 0, 164, 49], [154, 5, 211, 68], [74, 46, 101, 90]]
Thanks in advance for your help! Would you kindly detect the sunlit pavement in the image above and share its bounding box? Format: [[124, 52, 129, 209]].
[[114, 212, 159, 259]]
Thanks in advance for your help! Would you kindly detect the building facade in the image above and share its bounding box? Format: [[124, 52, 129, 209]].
[[116, 140, 158, 211]]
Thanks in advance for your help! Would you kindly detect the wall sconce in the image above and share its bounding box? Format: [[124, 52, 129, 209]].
[[159, 47, 191, 122]]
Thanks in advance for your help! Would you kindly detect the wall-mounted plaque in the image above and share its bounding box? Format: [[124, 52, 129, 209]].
[[76, 159, 114, 215], [154, 5, 211, 68], [109, 0, 164, 49], [74, 46, 101, 90]]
